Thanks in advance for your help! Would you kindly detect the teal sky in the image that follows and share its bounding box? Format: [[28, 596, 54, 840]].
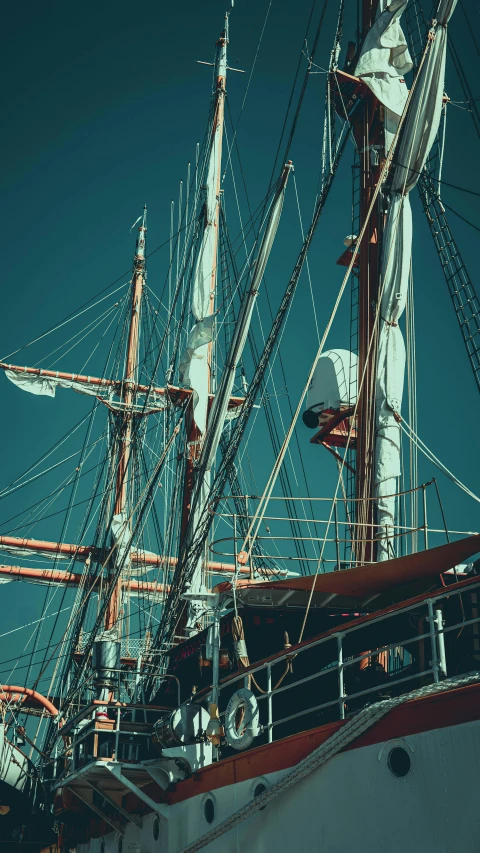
[[1, 0, 479, 699]]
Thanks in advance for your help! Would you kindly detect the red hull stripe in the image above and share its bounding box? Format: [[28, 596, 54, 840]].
[[160, 682, 480, 805]]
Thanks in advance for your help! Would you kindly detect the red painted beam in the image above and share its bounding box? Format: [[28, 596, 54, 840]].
[[0, 535, 247, 574]]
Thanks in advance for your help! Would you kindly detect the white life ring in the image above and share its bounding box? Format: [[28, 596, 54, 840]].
[[225, 687, 260, 751]]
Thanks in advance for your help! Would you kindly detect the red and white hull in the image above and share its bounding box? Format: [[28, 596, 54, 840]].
[[77, 682, 480, 853]]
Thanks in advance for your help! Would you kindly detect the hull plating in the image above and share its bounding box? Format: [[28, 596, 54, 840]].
[[77, 715, 480, 853]]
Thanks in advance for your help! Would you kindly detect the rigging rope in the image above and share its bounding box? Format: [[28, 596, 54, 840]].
[[145, 128, 350, 685], [292, 171, 321, 343], [225, 92, 328, 567], [238, 35, 433, 571], [221, 0, 274, 183], [47, 402, 189, 733], [201, 119, 314, 574], [399, 418, 480, 505], [0, 212, 200, 365]]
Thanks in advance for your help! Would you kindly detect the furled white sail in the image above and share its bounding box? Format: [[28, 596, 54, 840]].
[[111, 512, 131, 571], [355, 0, 412, 122], [391, 0, 457, 193], [182, 29, 227, 633], [5, 370, 99, 398], [179, 81, 223, 435], [374, 0, 458, 559]]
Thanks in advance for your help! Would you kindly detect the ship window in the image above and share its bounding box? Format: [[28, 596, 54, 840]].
[[152, 817, 160, 840], [253, 782, 267, 810], [387, 746, 411, 778], [204, 798, 215, 824]]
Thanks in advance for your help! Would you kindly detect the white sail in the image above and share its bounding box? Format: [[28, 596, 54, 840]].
[[391, 0, 457, 193], [355, 0, 412, 120], [5, 369, 99, 398], [182, 27, 227, 633], [374, 0, 458, 559], [179, 43, 226, 435]]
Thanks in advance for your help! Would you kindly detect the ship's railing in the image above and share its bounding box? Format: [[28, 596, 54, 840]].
[[209, 483, 478, 574], [214, 577, 480, 743], [52, 697, 176, 782], [52, 581, 480, 772]]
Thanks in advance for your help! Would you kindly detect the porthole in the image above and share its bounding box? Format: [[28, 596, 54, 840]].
[[204, 797, 215, 824], [152, 817, 160, 840], [253, 782, 267, 811], [387, 746, 411, 778]]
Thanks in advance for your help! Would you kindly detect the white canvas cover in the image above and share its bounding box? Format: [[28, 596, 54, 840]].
[[374, 0, 457, 559], [306, 348, 358, 415]]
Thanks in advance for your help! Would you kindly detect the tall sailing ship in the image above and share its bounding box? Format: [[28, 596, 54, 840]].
[[1, 0, 480, 850]]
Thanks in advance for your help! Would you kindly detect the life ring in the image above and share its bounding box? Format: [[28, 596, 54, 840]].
[[224, 688, 260, 751]]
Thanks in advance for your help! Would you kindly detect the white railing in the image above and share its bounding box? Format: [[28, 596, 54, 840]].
[[214, 578, 480, 742], [209, 484, 478, 574]]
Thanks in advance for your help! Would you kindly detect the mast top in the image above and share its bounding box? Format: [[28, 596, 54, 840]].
[[223, 10, 230, 43], [134, 205, 147, 263], [197, 11, 244, 78], [215, 16, 228, 85]]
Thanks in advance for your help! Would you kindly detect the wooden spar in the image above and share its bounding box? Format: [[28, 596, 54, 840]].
[[0, 535, 251, 575], [105, 211, 146, 631], [0, 366, 245, 409], [180, 21, 228, 550], [354, 0, 383, 564], [0, 564, 168, 595]]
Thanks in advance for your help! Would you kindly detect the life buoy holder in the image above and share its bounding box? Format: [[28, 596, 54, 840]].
[[224, 687, 260, 751]]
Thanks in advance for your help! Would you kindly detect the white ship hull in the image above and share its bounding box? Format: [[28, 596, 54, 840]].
[[76, 684, 480, 853]]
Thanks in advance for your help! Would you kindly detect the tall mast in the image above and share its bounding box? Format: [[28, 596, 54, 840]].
[[180, 18, 228, 551], [207, 15, 228, 387], [355, 0, 383, 565], [104, 207, 147, 631]]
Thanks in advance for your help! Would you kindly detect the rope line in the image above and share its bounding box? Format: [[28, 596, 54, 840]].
[[221, 0, 274, 183], [399, 418, 480, 504], [238, 32, 433, 570]]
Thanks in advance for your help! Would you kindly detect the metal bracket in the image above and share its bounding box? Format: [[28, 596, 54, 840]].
[[104, 764, 169, 819]]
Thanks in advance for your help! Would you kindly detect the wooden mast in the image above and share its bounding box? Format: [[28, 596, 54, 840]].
[[355, 0, 383, 565], [104, 207, 147, 631]]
